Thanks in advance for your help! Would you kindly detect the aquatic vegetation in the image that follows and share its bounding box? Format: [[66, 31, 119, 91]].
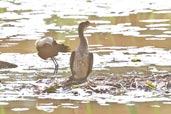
[[146, 81, 157, 90], [131, 58, 141, 62]]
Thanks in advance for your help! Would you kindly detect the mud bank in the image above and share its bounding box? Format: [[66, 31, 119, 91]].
[[0, 61, 17, 69]]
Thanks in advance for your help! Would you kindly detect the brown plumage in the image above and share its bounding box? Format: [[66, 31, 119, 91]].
[[69, 21, 96, 84], [35, 37, 69, 74]]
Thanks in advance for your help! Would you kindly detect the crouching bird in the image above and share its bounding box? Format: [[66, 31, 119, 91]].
[[69, 21, 96, 84], [35, 37, 69, 74]]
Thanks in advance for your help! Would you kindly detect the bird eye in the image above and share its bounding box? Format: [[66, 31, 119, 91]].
[[85, 21, 90, 24]]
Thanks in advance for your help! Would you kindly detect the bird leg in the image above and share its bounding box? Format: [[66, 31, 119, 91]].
[[51, 57, 59, 75]]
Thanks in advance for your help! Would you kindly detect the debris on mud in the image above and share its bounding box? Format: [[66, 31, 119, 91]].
[[36, 74, 171, 95]]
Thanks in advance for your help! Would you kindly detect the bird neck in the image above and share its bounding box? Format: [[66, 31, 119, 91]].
[[78, 27, 88, 50]]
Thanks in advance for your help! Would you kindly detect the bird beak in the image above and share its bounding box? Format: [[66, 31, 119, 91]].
[[89, 22, 96, 27]]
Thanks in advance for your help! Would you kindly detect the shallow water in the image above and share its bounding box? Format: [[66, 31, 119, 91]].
[[1, 0, 171, 113], [1, 100, 171, 114]]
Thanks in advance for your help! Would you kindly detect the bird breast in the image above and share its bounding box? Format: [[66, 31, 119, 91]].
[[73, 53, 89, 79]]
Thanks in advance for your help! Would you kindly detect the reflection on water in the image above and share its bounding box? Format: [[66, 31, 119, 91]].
[[1, 100, 171, 114], [1, 0, 171, 113]]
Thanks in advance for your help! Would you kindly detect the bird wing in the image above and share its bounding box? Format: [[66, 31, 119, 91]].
[[86, 53, 93, 77], [70, 51, 75, 76]]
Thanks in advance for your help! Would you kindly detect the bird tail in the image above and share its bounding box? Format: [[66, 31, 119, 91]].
[[57, 44, 70, 52]]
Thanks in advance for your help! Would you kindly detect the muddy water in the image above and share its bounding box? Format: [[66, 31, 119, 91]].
[[1, 0, 171, 113]]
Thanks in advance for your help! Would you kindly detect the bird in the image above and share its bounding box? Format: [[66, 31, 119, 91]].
[[35, 37, 69, 74], [69, 21, 96, 84]]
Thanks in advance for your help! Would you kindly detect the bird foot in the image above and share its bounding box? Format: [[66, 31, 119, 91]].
[[62, 76, 87, 87]]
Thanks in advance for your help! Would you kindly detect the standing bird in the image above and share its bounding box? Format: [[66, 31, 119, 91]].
[[35, 37, 69, 74], [69, 21, 96, 84]]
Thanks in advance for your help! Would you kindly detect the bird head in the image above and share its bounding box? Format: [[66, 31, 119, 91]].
[[85, 21, 96, 27], [36, 37, 54, 47], [79, 21, 96, 30]]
